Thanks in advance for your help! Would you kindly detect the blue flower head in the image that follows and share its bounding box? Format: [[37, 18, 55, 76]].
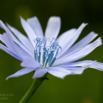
[[0, 16, 103, 80]]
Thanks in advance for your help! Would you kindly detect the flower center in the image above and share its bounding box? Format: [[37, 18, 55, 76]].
[[34, 38, 61, 68]]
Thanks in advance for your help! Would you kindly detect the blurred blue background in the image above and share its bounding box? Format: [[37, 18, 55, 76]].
[[0, 0, 103, 103]]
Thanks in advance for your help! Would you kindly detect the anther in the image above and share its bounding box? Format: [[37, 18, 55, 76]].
[[34, 38, 61, 68]]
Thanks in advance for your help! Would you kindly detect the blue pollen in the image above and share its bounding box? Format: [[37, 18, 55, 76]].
[[34, 38, 61, 68]]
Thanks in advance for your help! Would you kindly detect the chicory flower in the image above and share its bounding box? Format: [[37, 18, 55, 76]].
[[0, 16, 103, 80]]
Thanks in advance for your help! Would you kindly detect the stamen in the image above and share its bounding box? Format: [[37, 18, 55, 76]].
[[34, 38, 61, 68]]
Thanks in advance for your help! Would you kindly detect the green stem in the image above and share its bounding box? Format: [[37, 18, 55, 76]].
[[19, 77, 46, 103]]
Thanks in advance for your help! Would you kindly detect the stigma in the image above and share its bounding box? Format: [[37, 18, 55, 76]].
[[34, 38, 61, 68]]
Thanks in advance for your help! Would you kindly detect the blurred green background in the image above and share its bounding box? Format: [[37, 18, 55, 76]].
[[0, 0, 103, 103]]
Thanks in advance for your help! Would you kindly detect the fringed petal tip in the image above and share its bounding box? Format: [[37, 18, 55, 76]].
[[87, 60, 103, 71], [99, 37, 102, 45], [90, 61, 103, 71], [81, 23, 88, 27]]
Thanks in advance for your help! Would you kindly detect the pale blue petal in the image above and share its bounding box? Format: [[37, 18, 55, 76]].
[[57, 23, 88, 58], [32, 68, 47, 79], [14, 44, 32, 60], [45, 17, 61, 40], [21, 56, 41, 68], [0, 20, 28, 53], [7, 24, 34, 55], [66, 60, 95, 66], [67, 60, 103, 71], [0, 33, 16, 53], [0, 44, 22, 61], [62, 31, 98, 57], [1, 33, 31, 60], [90, 61, 103, 71], [20, 17, 37, 47], [54, 38, 102, 66], [47, 67, 71, 79], [57, 28, 76, 46], [27, 16, 44, 38], [58, 61, 95, 74], [6, 68, 35, 80], [66, 67, 85, 74], [57, 66, 85, 74]]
